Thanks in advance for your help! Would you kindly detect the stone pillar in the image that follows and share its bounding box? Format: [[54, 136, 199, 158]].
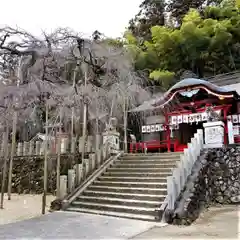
[[23, 141, 29, 156], [61, 138, 68, 153], [95, 134, 101, 152], [59, 175, 67, 198], [29, 141, 34, 155], [203, 121, 224, 148], [96, 149, 102, 167], [87, 135, 93, 153], [17, 142, 23, 156], [84, 159, 89, 177], [40, 141, 45, 155], [71, 137, 76, 154], [89, 153, 96, 172], [67, 169, 75, 193], [78, 136, 84, 153], [75, 163, 83, 185], [35, 141, 41, 155], [227, 121, 234, 144]]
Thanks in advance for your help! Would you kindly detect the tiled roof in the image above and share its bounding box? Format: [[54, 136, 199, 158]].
[[166, 78, 234, 94], [129, 71, 240, 112], [207, 71, 240, 86]]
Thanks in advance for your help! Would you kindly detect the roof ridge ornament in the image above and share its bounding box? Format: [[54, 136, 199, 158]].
[[180, 88, 199, 98]]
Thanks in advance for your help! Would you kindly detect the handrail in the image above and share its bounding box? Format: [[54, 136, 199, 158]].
[[61, 140, 122, 209], [161, 129, 204, 220]]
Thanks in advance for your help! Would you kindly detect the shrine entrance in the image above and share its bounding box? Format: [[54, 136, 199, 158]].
[[177, 122, 204, 145], [130, 78, 240, 153]]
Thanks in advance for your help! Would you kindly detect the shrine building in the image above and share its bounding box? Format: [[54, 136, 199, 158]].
[[129, 72, 240, 153]]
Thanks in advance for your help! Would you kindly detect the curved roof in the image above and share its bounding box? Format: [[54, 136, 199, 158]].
[[166, 78, 235, 95], [128, 77, 239, 112], [152, 78, 239, 107]]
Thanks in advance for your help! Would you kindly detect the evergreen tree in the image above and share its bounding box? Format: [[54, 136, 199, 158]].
[[126, 5, 240, 88], [128, 0, 166, 40]]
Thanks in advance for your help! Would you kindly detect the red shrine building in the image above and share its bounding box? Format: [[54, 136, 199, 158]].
[[130, 75, 240, 153]]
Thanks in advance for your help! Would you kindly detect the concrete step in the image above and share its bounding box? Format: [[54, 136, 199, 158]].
[[66, 207, 157, 221], [76, 195, 161, 207], [93, 180, 167, 188], [107, 167, 173, 173], [103, 171, 171, 178], [113, 162, 176, 168], [83, 190, 166, 201], [98, 176, 167, 183], [87, 185, 167, 195], [69, 201, 158, 216]]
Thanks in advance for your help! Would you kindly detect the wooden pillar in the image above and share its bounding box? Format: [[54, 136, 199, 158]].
[[237, 102, 240, 114], [223, 107, 228, 145], [165, 113, 171, 152]]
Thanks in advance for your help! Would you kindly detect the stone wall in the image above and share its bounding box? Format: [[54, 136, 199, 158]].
[[165, 147, 240, 225], [0, 153, 81, 194]]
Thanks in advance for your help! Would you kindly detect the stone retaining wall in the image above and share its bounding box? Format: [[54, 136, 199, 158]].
[[165, 147, 240, 225], [0, 153, 81, 194]]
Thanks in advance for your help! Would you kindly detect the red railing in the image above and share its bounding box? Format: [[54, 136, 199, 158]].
[[234, 135, 240, 143], [129, 138, 183, 153]]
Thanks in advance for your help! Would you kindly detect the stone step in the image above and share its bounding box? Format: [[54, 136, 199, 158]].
[[76, 195, 161, 207], [69, 201, 158, 216], [116, 159, 178, 164], [93, 180, 167, 188], [121, 153, 181, 160], [66, 207, 157, 221], [87, 185, 167, 195], [98, 176, 167, 183], [103, 171, 171, 178], [107, 167, 173, 173], [113, 162, 176, 168], [123, 152, 181, 156], [83, 190, 166, 201]]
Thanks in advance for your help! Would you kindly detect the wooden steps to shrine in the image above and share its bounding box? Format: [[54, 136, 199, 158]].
[[65, 152, 181, 221]]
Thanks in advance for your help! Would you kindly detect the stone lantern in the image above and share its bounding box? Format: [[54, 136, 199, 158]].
[[102, 117, 120, 154]]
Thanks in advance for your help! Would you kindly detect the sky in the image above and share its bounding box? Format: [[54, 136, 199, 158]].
[[0, 0, 142, 38]]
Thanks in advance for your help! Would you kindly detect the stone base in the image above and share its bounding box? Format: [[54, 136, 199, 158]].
[[203, 143, 223, 149], [203, 121, 224, 145], [102, 130, 120, 153]]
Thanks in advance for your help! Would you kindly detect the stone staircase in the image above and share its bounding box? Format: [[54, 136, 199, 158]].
[[65, 152, 181, 221]]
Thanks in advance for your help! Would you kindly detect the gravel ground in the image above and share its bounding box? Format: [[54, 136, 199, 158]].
[[0, 194, 55, 225]]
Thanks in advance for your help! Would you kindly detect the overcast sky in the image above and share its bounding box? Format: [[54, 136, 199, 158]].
[[0, 0, 142, 38]]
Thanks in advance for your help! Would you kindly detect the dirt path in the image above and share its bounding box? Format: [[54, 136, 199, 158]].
[[131, 205, 239, 239], [0, 194, 55, 225]]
